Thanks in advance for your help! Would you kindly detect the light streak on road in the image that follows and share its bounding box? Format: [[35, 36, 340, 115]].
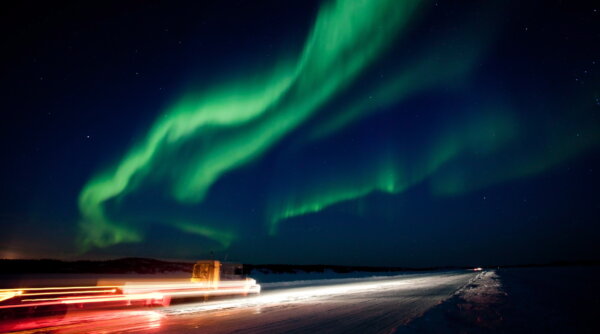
[[166, 276, 412, 315], [0, 290, 22, 303], [0, 272, 478, 333], [0, 279, 259, 312], [0, 285, 121, 291], [19, 289, 118, 296]]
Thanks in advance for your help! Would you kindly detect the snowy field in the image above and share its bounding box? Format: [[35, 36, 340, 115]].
[[1, 267, 598, 333]]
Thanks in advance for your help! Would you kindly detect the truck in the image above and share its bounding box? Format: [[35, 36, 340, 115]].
[[0, 260, 260, 319]]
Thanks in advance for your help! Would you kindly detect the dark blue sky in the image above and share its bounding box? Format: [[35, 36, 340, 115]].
[[0, 0, 598, 266]]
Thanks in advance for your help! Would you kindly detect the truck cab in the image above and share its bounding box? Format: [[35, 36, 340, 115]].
[[191, 260, 260, 295]]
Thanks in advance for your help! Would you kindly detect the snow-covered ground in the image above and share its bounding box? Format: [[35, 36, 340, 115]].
[[249, 269, 412, 284], [252, 270, 421, 290], [397, 270, 505, 333], [3, 267, 597, 333], [1, 270, 475, 333], [399, 266, 600, 334]]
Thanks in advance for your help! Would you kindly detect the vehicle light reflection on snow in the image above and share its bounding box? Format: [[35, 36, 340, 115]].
[[0, 273, 477, 332], [166, 277, 411, 315], [0, 310, 164, 333]]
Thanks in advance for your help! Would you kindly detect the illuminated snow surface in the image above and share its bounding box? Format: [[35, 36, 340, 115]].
[[3, 267, 598, 333], [2, 271, 475, 333]]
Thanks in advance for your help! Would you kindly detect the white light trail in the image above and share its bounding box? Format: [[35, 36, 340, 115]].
[[166, 277, 413, 315]]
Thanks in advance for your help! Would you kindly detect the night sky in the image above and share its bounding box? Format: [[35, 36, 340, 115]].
[[1, 0, 598, 267]]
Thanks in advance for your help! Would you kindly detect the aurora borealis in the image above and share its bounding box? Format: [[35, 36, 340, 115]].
[[1, 0, 599, 266]]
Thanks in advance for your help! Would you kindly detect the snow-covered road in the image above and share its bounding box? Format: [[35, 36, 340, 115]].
[[3, 271, 476, 333]]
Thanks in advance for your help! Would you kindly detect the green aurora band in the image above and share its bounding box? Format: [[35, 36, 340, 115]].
[[78, 0, 421, 249], [267, 110, 519, 232], [78, 0, 599, 251]]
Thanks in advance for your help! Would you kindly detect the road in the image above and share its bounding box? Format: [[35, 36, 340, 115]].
[[2, 271, 476, 333]]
